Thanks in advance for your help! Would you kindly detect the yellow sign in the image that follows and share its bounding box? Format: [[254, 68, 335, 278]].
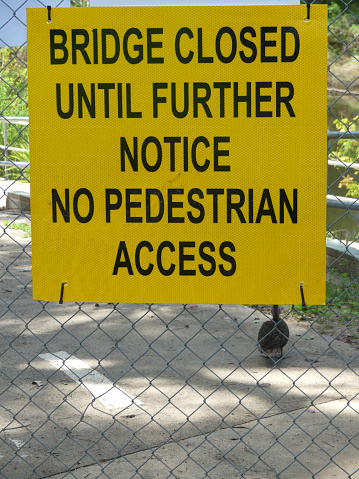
[[27, 5, 327, 305]]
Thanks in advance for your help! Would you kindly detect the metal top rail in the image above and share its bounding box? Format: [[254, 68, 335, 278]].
[[0, 118, 357, 141], [1, 118, 359, 136], [0, 116, 29, 125], [327, 129, 359, 139]]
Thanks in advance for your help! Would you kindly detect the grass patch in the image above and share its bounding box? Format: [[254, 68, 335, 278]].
[[291, 271, 359, 338], [3, 220, 31, 237]]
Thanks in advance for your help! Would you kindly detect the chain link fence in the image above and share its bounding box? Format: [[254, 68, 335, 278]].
[[1, 0, 359, 477]]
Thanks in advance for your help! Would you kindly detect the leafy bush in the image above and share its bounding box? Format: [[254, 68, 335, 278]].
[[330, 118, 359, 198], [328, 13, 359, 60], [0, 47, 28, 146]]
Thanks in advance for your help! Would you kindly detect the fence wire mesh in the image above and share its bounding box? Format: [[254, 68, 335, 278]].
[[1, 0, 359, 478]]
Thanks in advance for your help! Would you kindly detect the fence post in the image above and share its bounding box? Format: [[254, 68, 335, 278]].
[[3, 122, 8, 180]]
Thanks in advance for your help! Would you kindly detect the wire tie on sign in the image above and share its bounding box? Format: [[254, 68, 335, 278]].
[[59, 282, 67, 304], [306, 2, 310, 21], [300, 282, 306, 308], [47, 6, 52, 23]]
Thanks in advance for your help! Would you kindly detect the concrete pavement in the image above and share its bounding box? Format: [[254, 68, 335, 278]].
[[1, 206, 359, 478]]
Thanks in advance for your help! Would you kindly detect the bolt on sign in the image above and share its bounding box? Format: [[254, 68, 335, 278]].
[[27, 4, 327, 305]]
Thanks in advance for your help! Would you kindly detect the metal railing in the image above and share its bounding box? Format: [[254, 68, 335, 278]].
[[2, 117, 358, 208], [0, 116, 29, 165], [0, 117, 29, 180]]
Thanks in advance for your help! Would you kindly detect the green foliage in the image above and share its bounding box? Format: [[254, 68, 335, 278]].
[[0, 138, 29, 181], [71, 0, 89, 5], [323, 0, 359, 62], [328, 2, 341, 21], [0, 47, 28, 114], [10, 142, 29, 163], [294, 270, 359, 326], [0, 164, 29, 181], [330, 117, 359, 198], [327, 14, 359, 60], [318, 0, 359, 20], [4, 142, 30, 181], [2, 220, 31, 237], [0, 47, 28, 151]]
